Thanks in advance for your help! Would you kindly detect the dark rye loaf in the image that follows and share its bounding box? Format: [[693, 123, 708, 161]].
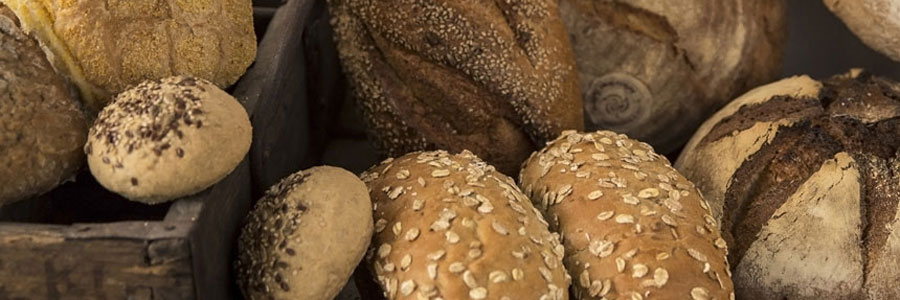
[[676, 70, 900, 299], [328, 0, 583, 175]]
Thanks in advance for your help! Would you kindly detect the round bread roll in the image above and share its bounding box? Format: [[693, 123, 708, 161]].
[[360, 150, 570, 300], [2, 0, 257, 113], [560, 0, 785, 154], [520, 130, 733, 300], [676, 71, 900, 299], [0, 4, 87, 206], [85, 76, 251, 204], [236, 166, 373, 300], [825, 0, 900, 62]]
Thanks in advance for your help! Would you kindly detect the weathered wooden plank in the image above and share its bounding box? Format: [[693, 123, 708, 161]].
[[235, 0, 315, 195], [0, 235, 193, 299]]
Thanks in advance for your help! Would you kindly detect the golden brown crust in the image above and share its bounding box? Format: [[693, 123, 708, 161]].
[[236, 166, 373, 300], [329, 0, 583, 175], [361, 150, 570, 300], [0, 4, 86, 205], [85, 76, 251, 203], [2, 0, 256, 113], [520, 130, 733, 300]]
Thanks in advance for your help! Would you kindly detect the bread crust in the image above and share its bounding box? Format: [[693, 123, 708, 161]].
[[361, 150, 570, 300], [520, 130, 733, 300], [329, 0, 583, 175]]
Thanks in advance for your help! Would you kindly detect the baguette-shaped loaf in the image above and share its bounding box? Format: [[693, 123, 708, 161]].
[[361, 150, 570, 299], [329, 0, 583, 175], [520, 130, 733, 299]]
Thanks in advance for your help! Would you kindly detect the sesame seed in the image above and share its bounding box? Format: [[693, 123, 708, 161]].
[[638, 188, 660, 199], [616, 258, 626, 272], [428, 263, 438, 279], [688, 248, 708, 262], [691, 287, 710, 300], [622, 194, 640, 205], [427, 250, 446, 261], [400, 254, 412, 270], [615, 214, 635, 224], [392, 222, 403, 236], [512, 268, 524, 280], [490, 270, 509, 283], [492, 221, 509, 235], [596, 211, 614, 221], [588, 190, 603, 200], [378, 244, 392, 258], [463, 270, 478, 288], [449, 262, 466, 274]]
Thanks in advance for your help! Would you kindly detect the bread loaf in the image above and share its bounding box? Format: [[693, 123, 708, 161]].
[[825, 0, 900, 62], [85, 76, 251, 204], [0, 4, 87, 206], [676, 70, 900, 299], [560, 0, 785, 153], [361, 150, 570, 299], [2, 0, 257, 113], [520, 130, 733, 300], [236, 166, 373, 300], [329, 0, 584, 175]]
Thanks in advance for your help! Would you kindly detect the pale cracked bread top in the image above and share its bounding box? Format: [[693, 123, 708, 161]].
[[676, 71, 900, 299], [2, 0, 257, 114], [361, 150, 570, 299], [85, 76, 251, 204], [329, 0, 583, 175], [0, 4, 86, 206], [520, 130, 732, 300]]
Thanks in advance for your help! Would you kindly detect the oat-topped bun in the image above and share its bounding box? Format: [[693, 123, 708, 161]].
[[360, 150, 570, 300], [236, 166, 373, 300], [85, 76, 251, 203], [520, 130, 733, 300], [2, 0, 257, 113], [0, 4, 87, 205]]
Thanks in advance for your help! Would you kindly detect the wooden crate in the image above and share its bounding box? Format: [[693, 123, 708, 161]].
[[0, 0, 315, 298]]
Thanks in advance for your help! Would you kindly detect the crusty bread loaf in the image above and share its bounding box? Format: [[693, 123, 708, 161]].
[[559, 0, 785, 154], [0, 4, 87, 206], [520, 130, 733, 300], [676, 70, 900, 299], [361, 150, 570, 299], [236, 166, 373, 300], [85, 76, 251, 204], [2, 0, 257, 113], [329, 0, 583, 175], [825, 0, 900, 62]]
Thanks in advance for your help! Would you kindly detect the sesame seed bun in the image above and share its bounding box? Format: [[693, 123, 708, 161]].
[[236, 166, 373, 300], [361, 150, 570, 300], [85, 76, 251, 204], [0, 4, 87, 206]]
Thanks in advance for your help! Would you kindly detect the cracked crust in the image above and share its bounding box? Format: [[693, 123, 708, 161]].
[[1, 0, 256, 114], [676, 71, 900, 299], [328, 0, 583, 175], [0, 4, 87, 206], [560, 0, 786, 153]]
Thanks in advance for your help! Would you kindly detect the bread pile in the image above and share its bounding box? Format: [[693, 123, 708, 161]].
[[0, 4, 87, 205], [677, 70, 900, 299], [328, 0, 584, 174], [521, 130, 733, 300]]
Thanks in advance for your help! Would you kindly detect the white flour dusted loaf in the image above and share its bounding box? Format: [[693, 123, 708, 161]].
[[361, 150, 570, 299], [520, 130, 733, 300]]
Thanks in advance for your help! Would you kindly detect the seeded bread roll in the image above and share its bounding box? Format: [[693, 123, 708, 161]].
[[2, 0, 257, 113], [0, 4, 87, 205], [236, 166, 373, 300], [360, 150, 570, 300], [329, 0, 583, 175], [520, 130, 733, 300], [85, 76, 251, 204], [825, 0, 900, 62], [676, 71, 900, 299]]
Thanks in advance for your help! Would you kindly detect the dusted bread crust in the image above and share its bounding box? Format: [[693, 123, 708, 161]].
[[825, 0, 900, 62], [236, 166, 374, 300], [676, 71, 900, 299], [2, 0, 256, 113], [361, 150, 570, 300], [0, 4, 86, 206], [520, 130, 733, 300], [85, 76, 251, 204], [329, 0, 583, 175]]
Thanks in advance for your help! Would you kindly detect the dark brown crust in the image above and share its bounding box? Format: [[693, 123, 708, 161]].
[[700, 95, 823, 146], [329, 0, 583, 175]]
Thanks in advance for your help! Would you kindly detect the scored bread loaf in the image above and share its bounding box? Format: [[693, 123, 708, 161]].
[[329, 0, 584, 175], [520, 130, 733, 300], [360, 150, 570, 299]]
